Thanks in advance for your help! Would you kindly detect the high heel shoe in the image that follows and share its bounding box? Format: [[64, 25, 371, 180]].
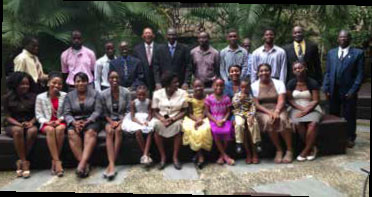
[[55, 160, 64, 177], [223, 155, 235, 166], [16, 160, 23, 178], [51, 160, 56, 175]]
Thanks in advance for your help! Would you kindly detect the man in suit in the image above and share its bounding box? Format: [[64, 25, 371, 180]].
[[323, 30, 365, 148], [109, 41, 144, 90], [283, 26, 323, 84], [153, 28, 192, 90], [133, 27, 159, 94]]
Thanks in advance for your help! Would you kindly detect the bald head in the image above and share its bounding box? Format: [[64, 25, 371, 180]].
[[292, 26, 304, 42], [338, 30, 352, 48], [119, 41, 129, 57]]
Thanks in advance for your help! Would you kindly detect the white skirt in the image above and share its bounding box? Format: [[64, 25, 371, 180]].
[[122, 113, 155, 134]]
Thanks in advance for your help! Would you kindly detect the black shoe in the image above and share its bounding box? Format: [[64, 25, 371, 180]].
[[196, 162, 204, 170], [174, 162, 182, 170], [236, 144, 243, 154], [346, 140, 355, 148], [107, 171, 117, 181], [158, 162, 166, 170]]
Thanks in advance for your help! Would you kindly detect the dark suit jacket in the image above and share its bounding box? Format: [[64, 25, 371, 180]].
[[109, 55, 145, 89], [153, 43, 192, 86], [322, 47, 364, 96], [283, 40, 322, 84], [133, 42, 160, 92]]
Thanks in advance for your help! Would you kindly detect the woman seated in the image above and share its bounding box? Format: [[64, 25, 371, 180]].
[[63, 72, 102, 178], [251, 64, 293, 164], [287, 61, 323, 161], [101, 70, 131, 180], [35, 72, 67, 177], [2, 72, 38, 178], [152, 72, 188, 170]]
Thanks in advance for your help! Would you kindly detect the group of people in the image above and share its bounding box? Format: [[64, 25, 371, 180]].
[[3, 25, 364, 181]]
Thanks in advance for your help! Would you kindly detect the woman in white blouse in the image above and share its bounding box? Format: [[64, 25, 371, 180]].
[[152, 73, 188, 170], [35, 72, 67, 177]]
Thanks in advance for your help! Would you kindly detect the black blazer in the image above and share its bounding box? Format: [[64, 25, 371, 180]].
[[153, 43, 192, 86], [133, 42, 160, 92], [283, 40, 323, 84], [109, 55, 145, 89]]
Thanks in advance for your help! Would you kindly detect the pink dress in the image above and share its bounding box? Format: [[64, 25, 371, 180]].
[[205, 94, 234, 141]]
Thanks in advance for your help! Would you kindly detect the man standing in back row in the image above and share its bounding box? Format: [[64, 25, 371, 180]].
[[153, 28, 192, 90], [251, 28, 287, 83], [323, 30, 364, 148], [283, 26, 322, 84], [133, 27, 160, 94], [61, 30, 96, 91]]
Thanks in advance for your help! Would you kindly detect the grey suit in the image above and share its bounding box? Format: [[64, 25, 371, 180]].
[[62, 87, 102, 126], [100, 87, 131, 121]]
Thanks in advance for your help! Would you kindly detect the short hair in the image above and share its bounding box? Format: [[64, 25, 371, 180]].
[[143, 27, 154, 34], [161, 72, 178, 88], [22, 36, 37, 48], [136, 84, 148, 92], [257, 63, 272, 74], [6, 72, 37, 94], [339, 30, 352, 39], [198, 31, 210, 38], [228, 65, 242, 72], [241, 77, 251, 86], [292, 60, 307, 68], [263, 27, 276, 35], [71, 30, 82, 36], [48, 71, 63, 82], [107, 70, 120, 82], [105, 41, 114, 46], [192, 78, 204, 86], [73, 72, 89, 83], [227, 28, 238, 35]]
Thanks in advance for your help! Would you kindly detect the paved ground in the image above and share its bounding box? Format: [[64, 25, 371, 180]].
[[0, 124, 370, 195]]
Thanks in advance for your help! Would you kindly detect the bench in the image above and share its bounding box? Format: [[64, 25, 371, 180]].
[[0, 114, 347, 170]]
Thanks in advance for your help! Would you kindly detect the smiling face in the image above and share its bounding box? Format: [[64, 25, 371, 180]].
[[263, 30, 275, 44], [258, 64, 272, 81], [292, 26, 304, 42], [227, 31, 239, 46], [136, 88, 147, 102], [48, 77, 63, 95], [193, 79, 204, 98], [17, 77, 31, 95], [229, 66, 241, 82], [119, 42, 129, 57], [213, 79, 225, 96], [142, 28, 155, 44], [108, 71, 120, 88], [74, 76, 88, 92]]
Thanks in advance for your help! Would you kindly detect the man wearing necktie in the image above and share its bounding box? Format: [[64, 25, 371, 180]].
[[322, 30, 365, 148], [153, 28, 192, 90], [283, 26, 323, 84], [134, 28, 160, 94], [109, 41, 145, 90]]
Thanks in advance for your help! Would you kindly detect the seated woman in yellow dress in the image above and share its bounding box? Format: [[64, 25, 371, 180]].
[[182, 79, 213, 169]]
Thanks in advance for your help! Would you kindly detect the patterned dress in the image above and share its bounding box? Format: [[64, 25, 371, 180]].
[[182, 97, 213, 151], [205, 94, 234, 141]]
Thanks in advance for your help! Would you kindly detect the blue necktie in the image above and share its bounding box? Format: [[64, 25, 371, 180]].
[[170, 46, 175, 58]]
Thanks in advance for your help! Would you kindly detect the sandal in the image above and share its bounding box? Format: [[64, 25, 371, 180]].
[[245, 156, 252, 164], [16, 160, 23, 178], [51, 160, 56, 175], [55, 160, 64, 177], [282, 151, 293, 164], [22, 160, 31, 179], [223, 155, 235, 166], [274, 151, 283, 164], [252, 156, 260, 164]]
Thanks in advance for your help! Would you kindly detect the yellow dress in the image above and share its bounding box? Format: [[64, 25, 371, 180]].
[[182, 97, 213, 152]]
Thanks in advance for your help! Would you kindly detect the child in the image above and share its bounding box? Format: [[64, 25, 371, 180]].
[[205, 78, 235, 166], [232, 78, 261, 164], [122, 85, 155, 166], [182, 79, 213, 169]]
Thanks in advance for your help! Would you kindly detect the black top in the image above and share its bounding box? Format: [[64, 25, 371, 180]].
[[287, 77, 320, 92], [2, 92, 36, 123]]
